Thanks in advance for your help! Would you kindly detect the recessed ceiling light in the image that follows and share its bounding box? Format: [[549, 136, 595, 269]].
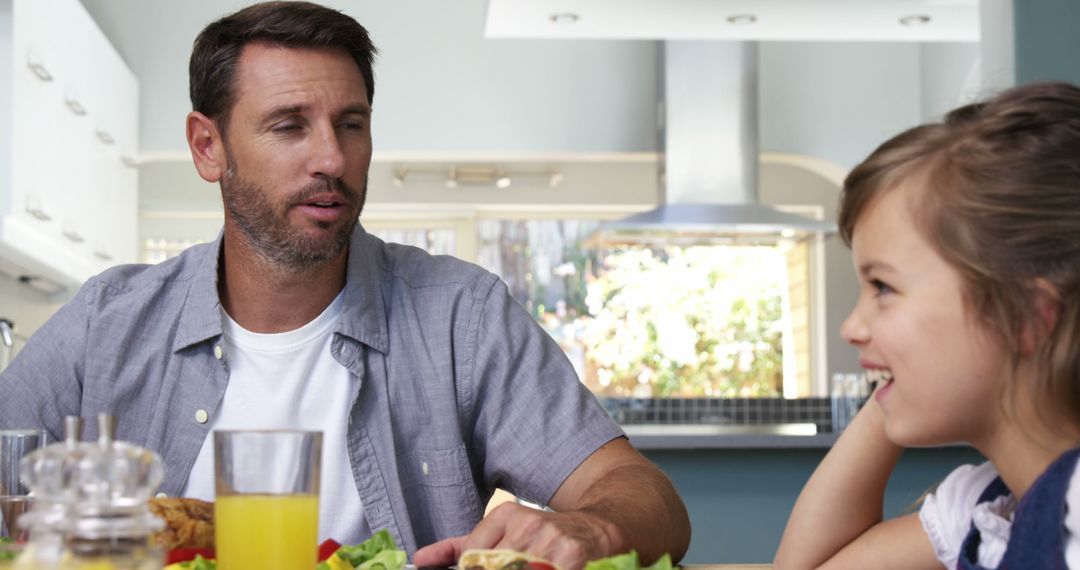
[[549, 13, 580, 24], [726, 14, 757, 25], [899, 14, 931, 26]]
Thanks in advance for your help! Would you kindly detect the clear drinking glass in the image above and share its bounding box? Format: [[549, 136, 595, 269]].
[[0, 429, 46, 541], [214, 430, 322, 570]]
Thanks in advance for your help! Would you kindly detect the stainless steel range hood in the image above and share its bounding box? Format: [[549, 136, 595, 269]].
[[590, 41, 836, 246]]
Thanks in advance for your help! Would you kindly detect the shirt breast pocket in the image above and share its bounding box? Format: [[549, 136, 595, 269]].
[[397, 444, 484, 541]]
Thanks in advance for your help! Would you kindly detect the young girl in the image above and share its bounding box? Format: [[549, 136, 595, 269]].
[[774, 81, 1080, 569]]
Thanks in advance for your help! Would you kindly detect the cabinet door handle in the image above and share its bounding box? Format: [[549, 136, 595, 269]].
[[95, 129, 114, 145], [26, 51, 53, 82], [93, 249, 113, 261], [25, 195, 52, 221], [25, 205, 52, 221], [65, 97, 87, 116], [121, 155, 138, 168], [63, 229, 85, 243]]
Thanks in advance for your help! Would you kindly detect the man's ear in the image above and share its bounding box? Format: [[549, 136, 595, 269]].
[[1020, 278, 1061, 355], [186, 111, 226, 183]]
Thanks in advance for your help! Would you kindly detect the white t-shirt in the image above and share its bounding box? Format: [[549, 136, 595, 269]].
[[919, 460, 1080, 568], [181, 292, 370, 543]]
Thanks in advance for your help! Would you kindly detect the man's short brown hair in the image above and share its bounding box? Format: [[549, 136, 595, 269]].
[[189, 1, 377, 134]]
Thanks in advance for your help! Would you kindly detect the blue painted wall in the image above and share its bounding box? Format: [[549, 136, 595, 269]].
[[643, 446, 984, 564], [1014, 0, 1080, 85]]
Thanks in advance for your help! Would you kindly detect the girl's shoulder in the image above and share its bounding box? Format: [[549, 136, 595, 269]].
[[1063, 458, 1080, 567], [932, 461, 1001, 515], [919, 461, 1003, 568], [923, 449, 1080, 568]]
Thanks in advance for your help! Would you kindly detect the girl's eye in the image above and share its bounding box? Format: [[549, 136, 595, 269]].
[[870, 278, 894, 297]]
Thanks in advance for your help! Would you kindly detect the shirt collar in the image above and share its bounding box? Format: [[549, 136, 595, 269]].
[[335, 224, 390, 353], [172, 234, 226, 352], [171, 225, 390, 354]]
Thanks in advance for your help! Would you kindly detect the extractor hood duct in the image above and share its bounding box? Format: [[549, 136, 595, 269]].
[[589, 41, 836, 247]]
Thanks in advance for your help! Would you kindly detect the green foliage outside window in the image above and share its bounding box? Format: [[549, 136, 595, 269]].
[[477, 220, 791, 399], [580, 246, 785, 398]]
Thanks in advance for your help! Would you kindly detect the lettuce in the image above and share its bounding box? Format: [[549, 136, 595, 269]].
[[0, 536, 16, 562], [165, 530, 405, 570], [334, 529, 405, 570], [357, 548, 407, 570], [584, 551, 672, 570], [644, 553, 673, 570], [172, 555, 217, 570]]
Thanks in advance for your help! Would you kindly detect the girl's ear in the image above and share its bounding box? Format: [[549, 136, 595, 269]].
[[1020, 278, 1061, 355]]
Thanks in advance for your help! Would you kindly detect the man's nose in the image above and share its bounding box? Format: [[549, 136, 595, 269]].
[[309, 128, 346, 180]]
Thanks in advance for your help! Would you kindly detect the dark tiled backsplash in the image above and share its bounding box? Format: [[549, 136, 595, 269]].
[[600, 397, 840, 433]]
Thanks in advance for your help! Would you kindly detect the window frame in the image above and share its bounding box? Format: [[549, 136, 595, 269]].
[[363, 204, 830, 398]]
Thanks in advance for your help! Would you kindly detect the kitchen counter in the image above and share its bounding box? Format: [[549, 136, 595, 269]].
[[624, 424, 839, 450], [684, 565, 771, 570]]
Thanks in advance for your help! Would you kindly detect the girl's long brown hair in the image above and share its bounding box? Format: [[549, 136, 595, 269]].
[[839, 82, 1080, 436]]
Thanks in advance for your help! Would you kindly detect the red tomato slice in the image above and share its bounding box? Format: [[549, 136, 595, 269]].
[[319, 538, 344, 562], [524, 562, 557, 570], [168, 540, 341, 564], [165, 548, 215, 564]]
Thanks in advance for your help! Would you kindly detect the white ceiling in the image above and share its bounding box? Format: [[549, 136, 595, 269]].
[[77, 0, 981, 157], [485, 0, 980, 42]]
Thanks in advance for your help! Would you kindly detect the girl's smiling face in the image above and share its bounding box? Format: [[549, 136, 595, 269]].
[[841, 177, 1009, 448]]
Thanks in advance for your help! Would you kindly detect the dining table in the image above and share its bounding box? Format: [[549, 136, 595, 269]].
[[682, 561, 768, 565]]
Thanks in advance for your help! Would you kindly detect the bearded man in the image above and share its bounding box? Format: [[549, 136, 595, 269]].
[[0, 3, 691, 569]]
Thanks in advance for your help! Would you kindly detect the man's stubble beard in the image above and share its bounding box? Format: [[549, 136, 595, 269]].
[[220, 147, 366, 271]]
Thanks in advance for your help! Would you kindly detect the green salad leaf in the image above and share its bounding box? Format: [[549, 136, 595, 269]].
[[583, 551, 672, 570], [334, 529, 405, 569], [357, 548, 407, 570], [0, 537, 17, 562], [173, 554, 217, 570], [644, 553, 672, 570]]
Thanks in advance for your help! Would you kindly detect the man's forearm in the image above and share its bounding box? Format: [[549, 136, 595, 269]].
[[574, 462, 692, 564]]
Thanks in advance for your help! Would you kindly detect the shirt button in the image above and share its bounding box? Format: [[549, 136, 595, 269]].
[[213, 345, 224, 360], [194, 409, 209, 424], [155, 492, 168, 499]]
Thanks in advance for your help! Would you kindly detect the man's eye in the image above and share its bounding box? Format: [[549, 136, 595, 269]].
[[338, 121, 365, 131], [272, 123, 301, 133]]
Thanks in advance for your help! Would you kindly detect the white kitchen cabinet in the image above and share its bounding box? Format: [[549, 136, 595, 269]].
[[0, 0, 138, 293]]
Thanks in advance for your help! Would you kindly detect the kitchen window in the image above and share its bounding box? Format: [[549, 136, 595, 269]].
[[142, 238, 206, 264], [365, 211, 826, 406]]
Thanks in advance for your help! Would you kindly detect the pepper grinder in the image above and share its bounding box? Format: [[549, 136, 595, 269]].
[[14, 414, 166, 569]]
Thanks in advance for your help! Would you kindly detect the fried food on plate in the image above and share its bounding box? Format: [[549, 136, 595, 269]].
[[148, 497, 215, 550], [458, 549, 562, 570]]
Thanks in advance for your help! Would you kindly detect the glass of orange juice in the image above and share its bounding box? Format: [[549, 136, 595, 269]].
[[214, 430, 322, 570]]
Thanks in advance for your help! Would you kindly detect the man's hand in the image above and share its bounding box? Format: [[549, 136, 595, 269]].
[[413, 502, 621, 570], [415, 438, 689, 570]]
